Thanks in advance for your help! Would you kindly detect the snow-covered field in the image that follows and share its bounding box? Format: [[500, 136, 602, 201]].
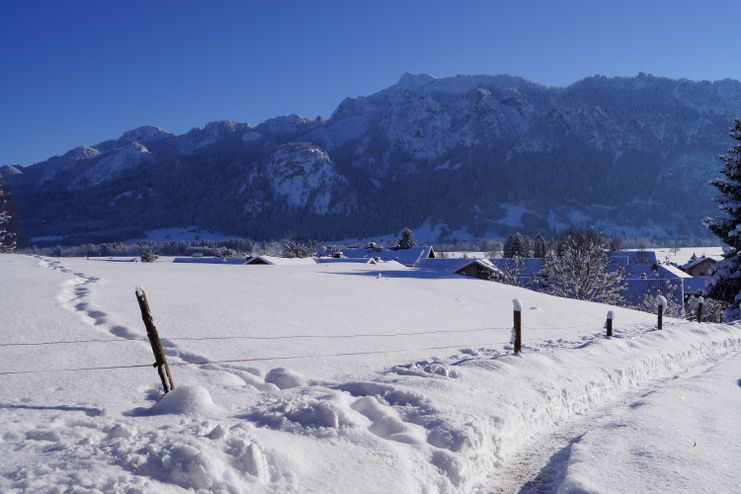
[[1, 254, 740, 493], [647, 246, 724, 265]]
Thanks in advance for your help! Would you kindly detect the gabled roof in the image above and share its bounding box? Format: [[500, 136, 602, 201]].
[[315, 257, 377, 265], [681, 256, 718, 270], [455, 259, 503, 275], [245, 256, 316, 265]]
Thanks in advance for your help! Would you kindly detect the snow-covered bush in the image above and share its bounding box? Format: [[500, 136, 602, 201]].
[[685, 295, 729, 323]]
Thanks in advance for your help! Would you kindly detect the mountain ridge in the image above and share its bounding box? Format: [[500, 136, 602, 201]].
[[6, 72, 741, 244]]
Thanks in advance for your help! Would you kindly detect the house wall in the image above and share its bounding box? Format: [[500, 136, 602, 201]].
[[456, 264, 493, 280], [686, 259, 715, 276]]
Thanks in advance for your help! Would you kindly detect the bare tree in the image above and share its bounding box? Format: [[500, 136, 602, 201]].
[[632, 280, 684, 317], [140, 249, 158, 263], [281, 240, 316, 258], [539, 226, 626, 303], [0, 178, 17, 253], [496, 255, 526, 286]]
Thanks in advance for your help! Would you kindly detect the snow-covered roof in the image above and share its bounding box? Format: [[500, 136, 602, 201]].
[[684, 276, 711, 294], [245, 256, 316, 265], [318, 246, 435, 267], [486, 258, 544, 277], [457, 259, 503, 276], [609, 251, 658, 266], [413, 258, 504, 279], [315, 257, 377, 265], [172, 257, 246, 265], [621, 278, 684, 306], [658, 264, 692, 279], [415, 258, 476, 273]]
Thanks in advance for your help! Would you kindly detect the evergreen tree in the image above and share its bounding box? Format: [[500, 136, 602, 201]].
[[533, 234, 548, 258], [703, 118, 741, 319], [503, 232, 531, 258], [503, 234, 515, 258], [0, 178, 17, 253], [398, 228, 416, 249]]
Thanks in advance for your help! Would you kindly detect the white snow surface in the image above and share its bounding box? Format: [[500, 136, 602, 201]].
[[646, 246, 724, 265], [1, 254, 740, 493], [557, 351, 741, 493]]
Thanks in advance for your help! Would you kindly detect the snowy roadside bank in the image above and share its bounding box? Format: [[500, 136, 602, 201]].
[[554, 350, 741, 493], [317, 320, 741, 492]]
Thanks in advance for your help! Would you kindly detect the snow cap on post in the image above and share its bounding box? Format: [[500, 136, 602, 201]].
[[606, 310, 614, 320], [512, 298, 522, 312], [656, 295, 667, 307], [698, 296, 705, 304], [135, 286, 144, 297]]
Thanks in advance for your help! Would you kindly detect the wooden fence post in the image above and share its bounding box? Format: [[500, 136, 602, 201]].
[[512, 299, 522, 354], [606, 310, 614, 337], [656, 295, 666, 330], [696, 296, 704, 323], [135, 287, 175, 393]]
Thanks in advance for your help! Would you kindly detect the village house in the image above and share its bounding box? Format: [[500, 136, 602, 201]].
[[680, 255, 718, 276], [245, 255, 316, 265]]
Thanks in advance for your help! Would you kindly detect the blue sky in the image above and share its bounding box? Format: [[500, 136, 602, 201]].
[[1, 0, 739, 166]]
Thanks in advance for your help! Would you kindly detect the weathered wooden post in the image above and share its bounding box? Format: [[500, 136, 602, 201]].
[[135, 287, 175, 393], [656, 295, 667, 330], [605, 310, 614, 337], [696, 296, 704, 323], [512, 299, 522, 354]]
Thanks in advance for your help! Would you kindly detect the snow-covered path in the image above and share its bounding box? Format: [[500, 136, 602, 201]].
[[554, 349, 741, 493], [475, 348, 741, 493], [2, 254, 741, 493]]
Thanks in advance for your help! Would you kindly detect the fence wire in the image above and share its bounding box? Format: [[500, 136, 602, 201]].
[[0, 340, 513, 376], [0, 321, 637, 348], [0, 320, 695, 376]]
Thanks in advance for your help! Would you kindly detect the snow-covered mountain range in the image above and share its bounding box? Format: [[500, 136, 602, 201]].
[[5, 72, 741, 244]]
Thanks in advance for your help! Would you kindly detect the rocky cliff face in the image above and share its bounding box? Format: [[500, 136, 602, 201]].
[[6, 73, 741, 243]]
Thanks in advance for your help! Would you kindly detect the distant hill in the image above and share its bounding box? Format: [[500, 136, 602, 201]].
[[6, 72, 741, 244]]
